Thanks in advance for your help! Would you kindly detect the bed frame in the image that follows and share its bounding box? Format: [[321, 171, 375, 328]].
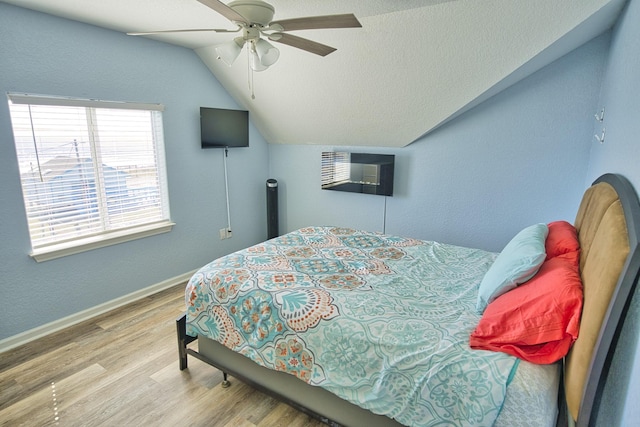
[[177, 173, 640, 427]]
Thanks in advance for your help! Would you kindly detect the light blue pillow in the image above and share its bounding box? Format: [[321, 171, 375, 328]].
[[476, 223, 548, 314]]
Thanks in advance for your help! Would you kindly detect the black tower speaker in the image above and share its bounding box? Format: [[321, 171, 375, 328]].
[[266, 179, 279, 239]]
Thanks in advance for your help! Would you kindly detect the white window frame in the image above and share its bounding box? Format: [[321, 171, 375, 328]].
[[8, 93, 174, 262]]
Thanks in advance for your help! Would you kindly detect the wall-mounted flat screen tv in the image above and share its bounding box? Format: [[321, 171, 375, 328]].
[[321, 152, 395, 196], [200, 107, 249, 148]]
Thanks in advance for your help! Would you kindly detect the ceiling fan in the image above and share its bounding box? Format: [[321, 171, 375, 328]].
[[128, 0, 362, 72]]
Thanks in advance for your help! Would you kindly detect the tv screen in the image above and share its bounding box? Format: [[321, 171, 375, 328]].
[[200, 107, 249, 148], [321, 152, 395, 196]]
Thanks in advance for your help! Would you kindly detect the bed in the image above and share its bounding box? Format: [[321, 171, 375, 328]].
[[177, 173, 640, 427]]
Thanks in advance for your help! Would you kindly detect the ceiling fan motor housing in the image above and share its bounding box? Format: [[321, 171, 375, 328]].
[[228, 0, 275, 26]]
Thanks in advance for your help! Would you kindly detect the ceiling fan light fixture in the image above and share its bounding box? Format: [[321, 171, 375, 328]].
[[255, 38, 279, 67], [215, 37, 245, 66], [249, 47, 269, 71]]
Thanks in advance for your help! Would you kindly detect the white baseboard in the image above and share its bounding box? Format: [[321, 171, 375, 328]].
[[0, 270, 196, 353]]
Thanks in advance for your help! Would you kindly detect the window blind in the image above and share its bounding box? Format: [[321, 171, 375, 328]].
[[8, 94, 171, 252]]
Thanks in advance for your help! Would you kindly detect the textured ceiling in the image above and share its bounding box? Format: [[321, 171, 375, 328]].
[[1, 0, 626, 147]]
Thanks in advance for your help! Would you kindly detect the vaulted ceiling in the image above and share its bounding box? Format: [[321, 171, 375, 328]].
[[1, 0, 627, 147]]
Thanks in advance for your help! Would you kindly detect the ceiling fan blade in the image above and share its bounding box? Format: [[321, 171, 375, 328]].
[[127, 28, 240, 36], [197, 0, 248, 24], [269, 14, 361, 32], [269, 33, 337, 57]]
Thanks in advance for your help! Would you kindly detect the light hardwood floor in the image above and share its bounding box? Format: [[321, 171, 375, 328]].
[[0, 284, 326, 426]]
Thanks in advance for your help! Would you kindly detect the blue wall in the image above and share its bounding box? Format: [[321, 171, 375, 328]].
[[0, 3, 269, 341]]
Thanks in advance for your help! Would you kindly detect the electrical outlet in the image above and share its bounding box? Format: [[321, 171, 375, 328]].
[[219, 228, 233, 240]]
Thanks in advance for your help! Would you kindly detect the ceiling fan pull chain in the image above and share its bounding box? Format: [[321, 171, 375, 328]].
[[247, 48, 256, 99], [251, 69, 256, 100], [251, 77, 256, 99], [247, 47, 251, 91]]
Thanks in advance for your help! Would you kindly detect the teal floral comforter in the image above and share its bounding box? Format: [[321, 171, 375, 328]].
[[186, 227, 518, 426]]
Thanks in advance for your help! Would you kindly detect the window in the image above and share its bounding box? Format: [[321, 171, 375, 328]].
[[8, 93, 173, 261]]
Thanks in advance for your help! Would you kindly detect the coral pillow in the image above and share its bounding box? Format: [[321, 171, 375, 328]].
[[546, 221, 580, 267], [470, 256, 583, 364]]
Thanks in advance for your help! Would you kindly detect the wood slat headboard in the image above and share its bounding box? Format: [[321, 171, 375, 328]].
[[564, 173, 640, 426]]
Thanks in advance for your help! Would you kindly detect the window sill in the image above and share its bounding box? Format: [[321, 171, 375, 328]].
[[30, 221, 175, 262]]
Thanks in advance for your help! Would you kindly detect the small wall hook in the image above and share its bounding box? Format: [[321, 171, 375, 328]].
[[594, 128, 606, 144], [594, 107, 605, 122]]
